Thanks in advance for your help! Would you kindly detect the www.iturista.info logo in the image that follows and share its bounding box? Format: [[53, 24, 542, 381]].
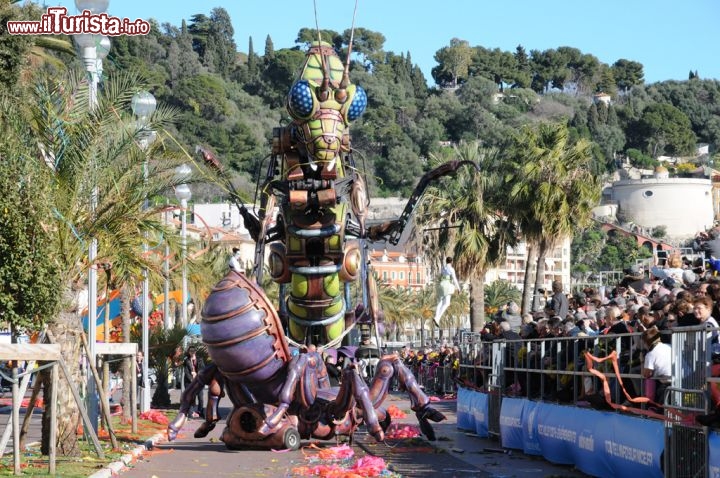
[[7, 7, 150, 36]]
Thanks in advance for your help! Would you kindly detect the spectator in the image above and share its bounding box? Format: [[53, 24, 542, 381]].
[[696, 344, 720, 427], [502, 301, 522, 332], [135, 351, 144, 398], [550, 280, 569, 320], [323, 349, 342, 387], [183, 346, 205, 418], [699, 229, 720, 259], [641, 326, 671, 405], [692, 295, 720, 343], [170, 345, 183, 390], [650, 251, 684, 283], [228, 247, 242, 272]]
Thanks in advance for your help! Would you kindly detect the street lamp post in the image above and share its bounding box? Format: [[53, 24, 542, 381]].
[[175, 165, 192, 328], [131, 90, 156, 413], [164, 201, 171, 330], [73, 0, 109, 435]]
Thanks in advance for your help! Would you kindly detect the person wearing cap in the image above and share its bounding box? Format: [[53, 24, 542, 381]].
[[621, 264, 648, 292], [641, 326, 671, 404]]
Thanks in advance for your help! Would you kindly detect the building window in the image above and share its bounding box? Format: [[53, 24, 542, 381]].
[[417, 272, 421, 284], [382, 271, 387, 281], [391, 271, 396, 280], [400, 272, 405, 280]]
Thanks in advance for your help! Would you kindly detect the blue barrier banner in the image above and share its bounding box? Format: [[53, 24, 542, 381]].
[[466, 389, 477, 431], [473, 391, 489, 437], [604, 414, 664, 478], [535, 402, 576, 465], [571, 409, 614, 478], [521, 400, 542, 455], [710, 431, 720, 478], [493, 397, 664, 477], [456, 387, 474, 431], [500, 397, 525, 450]]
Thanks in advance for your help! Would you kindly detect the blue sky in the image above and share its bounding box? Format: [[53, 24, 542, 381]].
[[49, 0, 719, 84]]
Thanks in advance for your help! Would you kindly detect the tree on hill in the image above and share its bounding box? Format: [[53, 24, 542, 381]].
[[295, 28, 343, 51], [207, 7, 237, 79], [633, 103, 696, 157], [432, 38, 473, 88], [612, 59, 644, 93]]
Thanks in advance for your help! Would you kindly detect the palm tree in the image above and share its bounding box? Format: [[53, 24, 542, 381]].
[[484, 280, 522, 311], [505, 123, 600, 312], [376, 280, 413, 341], [409, 286, 438, 347], [1, 69, 191, 456], [146, 324, 188, 408], [441, 287, 470, 337], [417, 141, 517, 332]]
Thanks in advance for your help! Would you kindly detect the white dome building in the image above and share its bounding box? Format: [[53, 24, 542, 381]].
[[609, 166, 713, 240]]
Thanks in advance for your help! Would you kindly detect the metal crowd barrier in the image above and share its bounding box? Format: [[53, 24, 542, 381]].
[[453, 326, 717, 478], [410, 363, 457, 396]]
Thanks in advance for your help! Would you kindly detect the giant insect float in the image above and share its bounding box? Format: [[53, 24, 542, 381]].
[[168, 19, 476, 451]]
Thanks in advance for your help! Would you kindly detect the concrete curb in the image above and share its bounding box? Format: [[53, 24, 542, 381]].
[[87, 431, 167, 478]]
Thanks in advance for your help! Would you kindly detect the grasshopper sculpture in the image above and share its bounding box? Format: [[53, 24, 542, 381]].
[[169, 38, 475, 450]]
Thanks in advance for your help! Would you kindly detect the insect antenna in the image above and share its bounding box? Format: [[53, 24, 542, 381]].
[[313, 0, 331, 100], [340, 0, 359, 91]]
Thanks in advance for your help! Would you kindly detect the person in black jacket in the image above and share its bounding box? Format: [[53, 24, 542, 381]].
[[183, 346, 205, 418]]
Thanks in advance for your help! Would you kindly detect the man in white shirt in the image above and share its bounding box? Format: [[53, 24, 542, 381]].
[[641, 326, 671, 403], [228, 247, 242, 273]]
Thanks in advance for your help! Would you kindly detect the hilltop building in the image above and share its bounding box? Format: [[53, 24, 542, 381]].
[[595, 164, 715, 242]]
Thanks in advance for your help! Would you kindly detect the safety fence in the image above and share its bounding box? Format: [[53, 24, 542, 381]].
[[414, 362, 456, 396], [454, 326, 717, 478]]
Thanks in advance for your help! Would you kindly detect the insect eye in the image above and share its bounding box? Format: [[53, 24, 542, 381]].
[[287, 80, 316, 119], [346, 85, 367, 122]]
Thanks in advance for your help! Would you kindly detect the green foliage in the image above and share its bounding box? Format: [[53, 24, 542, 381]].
[[295, 28, 343, 51], [634, 103, 696, 157], [612, 59, 644, 92], [0, 150, 61, 333], [375, 144, 423, 196], [676, 162, 695, 173], [600, 233, 653, 271], [571, 226, 606, 277], [626, 148, 658, 169], [7, 5, 719, 208], [572, 224, 652, 273], [645, 79, 720, 150], [418, 142, 518, 329], [651, 225, 667, 239], [484, 280, 522, 310], [432, 38, 473, 87], [0, 1, 40, 89]]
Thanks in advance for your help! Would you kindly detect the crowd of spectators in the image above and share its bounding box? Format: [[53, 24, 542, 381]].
[[460, 249, 720, 416], [398, 343, 462, 396]]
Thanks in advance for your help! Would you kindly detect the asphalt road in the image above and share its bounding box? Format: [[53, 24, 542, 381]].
[[0, 386, 587, 477], [114, 390, 587, 478]]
